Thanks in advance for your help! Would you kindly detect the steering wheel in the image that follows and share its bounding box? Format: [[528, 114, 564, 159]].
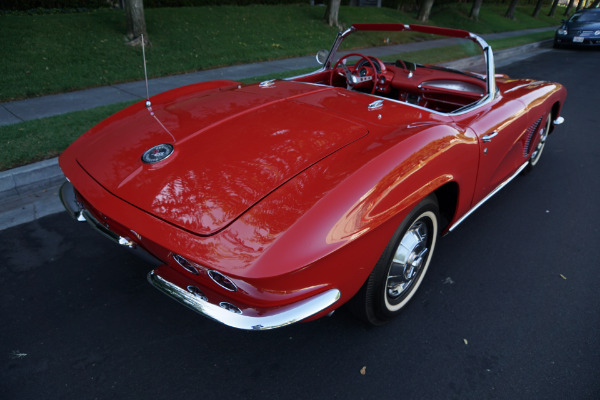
[[329, 53, 381, 94]]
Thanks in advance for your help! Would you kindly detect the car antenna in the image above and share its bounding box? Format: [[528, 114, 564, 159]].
[[141, 34, 151, 108]]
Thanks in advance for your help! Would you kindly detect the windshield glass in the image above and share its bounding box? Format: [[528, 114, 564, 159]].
[[336, 29, 487, 77], [306, 24, 494, 114], [569, 11, 600, 23]]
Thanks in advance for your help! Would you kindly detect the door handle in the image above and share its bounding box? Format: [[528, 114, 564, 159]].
[[482, 130, 498, 143]]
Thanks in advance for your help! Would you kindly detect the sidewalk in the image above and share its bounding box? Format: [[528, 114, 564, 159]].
[[0, 27, 556, 230], [0, 27, 554, 126]]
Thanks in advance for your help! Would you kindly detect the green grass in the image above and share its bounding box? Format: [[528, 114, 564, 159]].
[[431, 3, 564, 33], [0, 29, 554, 172], [489, 30, 555, 49], [0, 4, 561, 171], [383, 30, 554, 64], [0, 4, 562, 102], [0, 101, 136, 171]]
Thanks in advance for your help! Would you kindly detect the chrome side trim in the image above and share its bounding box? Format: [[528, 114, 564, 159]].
[[284, 67, 325, 80], [148, 269, 341, 331], [61, 181, 133, 246], [448, 161, 529, 232], [59, 181, 162, 266]]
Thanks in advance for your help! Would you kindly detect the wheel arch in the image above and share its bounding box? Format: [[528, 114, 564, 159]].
[[432, 181, 459, 233], [549, 100, 562, 134]]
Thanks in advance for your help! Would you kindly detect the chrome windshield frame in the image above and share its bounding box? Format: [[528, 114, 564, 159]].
[[321, 23, 497, 114]]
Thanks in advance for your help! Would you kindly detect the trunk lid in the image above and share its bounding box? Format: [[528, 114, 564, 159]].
[[77, 81, 368, 235]]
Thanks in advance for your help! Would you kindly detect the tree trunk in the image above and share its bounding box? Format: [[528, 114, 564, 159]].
[[564, 0, 575, 15], [576, 0, 587, 11], [324, 0, 341, 28], [125, 0, 150, 47], [417, 0, 435, 22], [548, 0, 559, 16], [532, 0, 544, 17], [469, 0, 483, 20], [590, 0, 600, 8], [504, 0, 519, 20]]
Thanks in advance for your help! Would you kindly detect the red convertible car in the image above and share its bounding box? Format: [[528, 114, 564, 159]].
[[59, 23, 566, 330]]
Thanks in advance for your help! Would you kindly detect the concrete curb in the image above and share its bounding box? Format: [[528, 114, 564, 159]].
[[0, 157, 64, 230], [0, 157, 63, 201], [0, 39, 555, 231]]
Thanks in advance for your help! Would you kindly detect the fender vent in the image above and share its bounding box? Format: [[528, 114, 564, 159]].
[[524, 117, 542, 157]]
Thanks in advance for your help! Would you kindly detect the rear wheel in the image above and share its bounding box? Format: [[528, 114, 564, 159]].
[[526, 113, 552, 171], [349, 196, 439, 325]]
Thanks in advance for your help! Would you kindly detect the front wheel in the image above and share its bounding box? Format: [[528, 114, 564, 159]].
[[349, 196, 439, 325]]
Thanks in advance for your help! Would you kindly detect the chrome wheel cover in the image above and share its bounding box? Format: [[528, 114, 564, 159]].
[[384, 211, 437, 311], [530, 116, 551, 166]]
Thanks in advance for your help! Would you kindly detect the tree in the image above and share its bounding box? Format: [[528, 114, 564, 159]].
[[505, 0, 519, 20], [418, 0, 435, 22], [590, 0, 600, 7], [532, 0, 544, 17], [469, 0, 483, 20], [125, 0, 150, 47], [548, 0, 560, 17], [563, 0, 575, 15], [576, 0, 587, 11], [324, 0, 341, 28]]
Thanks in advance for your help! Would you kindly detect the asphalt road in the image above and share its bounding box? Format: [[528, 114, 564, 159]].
[[2, 48, 599, 400]]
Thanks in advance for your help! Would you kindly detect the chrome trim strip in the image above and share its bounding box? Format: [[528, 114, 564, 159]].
[[81, 208, 134, 247], [448, 161, 529, 232], [322, 27, 357, 70], [61, 181, 132, 246], [148, 269, 341, 331], [284, 67, 325, 80], [59, 181, 162, 266]]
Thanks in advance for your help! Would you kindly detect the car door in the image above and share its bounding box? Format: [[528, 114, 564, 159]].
[[453, 95, 531, 206]]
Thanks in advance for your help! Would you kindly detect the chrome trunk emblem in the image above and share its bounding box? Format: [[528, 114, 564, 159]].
[[142, 143, 174, 164]]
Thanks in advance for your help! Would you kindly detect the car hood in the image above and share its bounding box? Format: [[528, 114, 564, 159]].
[[76, 81, 368, 236]]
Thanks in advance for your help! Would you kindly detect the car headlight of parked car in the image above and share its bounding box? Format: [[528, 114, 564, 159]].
[[557, 28, 568, 35]]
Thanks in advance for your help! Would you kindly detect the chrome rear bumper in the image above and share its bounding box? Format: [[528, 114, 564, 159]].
[[61, 181, 341, 330], [148, 266, 341, 331]]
